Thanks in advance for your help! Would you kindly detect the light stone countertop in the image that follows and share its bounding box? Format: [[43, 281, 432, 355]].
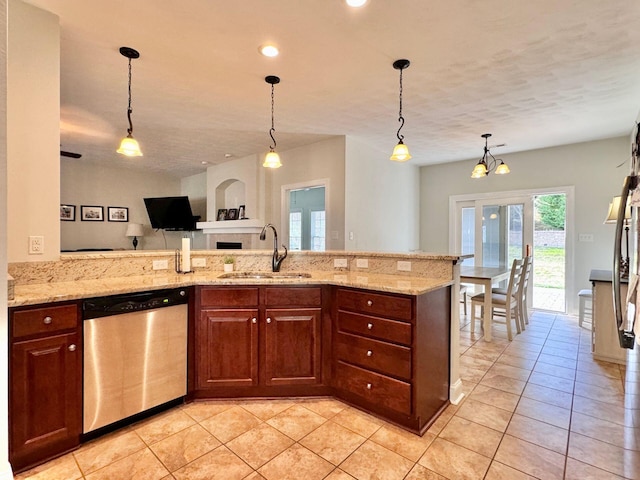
[[9, 271, 454, 307]]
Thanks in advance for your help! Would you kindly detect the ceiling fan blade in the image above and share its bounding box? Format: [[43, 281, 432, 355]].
[[60, 150, 82, 158]]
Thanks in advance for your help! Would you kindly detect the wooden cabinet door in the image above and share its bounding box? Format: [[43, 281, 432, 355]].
[[197, 309, 259, 388], [10, 332, 81, 468], [264, 308, 322, 386]]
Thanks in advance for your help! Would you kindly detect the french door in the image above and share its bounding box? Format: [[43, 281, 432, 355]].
[[455, 196, 533, 269]]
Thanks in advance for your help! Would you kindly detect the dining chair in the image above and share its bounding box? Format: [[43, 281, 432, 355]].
[[470, 258, 523, 341], [460, 284, 468, 316], [492, 256, 532, 332]]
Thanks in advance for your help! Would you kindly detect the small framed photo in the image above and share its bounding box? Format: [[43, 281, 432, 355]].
[[81, 205, 104, 221], [108, 206, 128, 222], [238, 205, 246, 219], [60, 204, 76, 221], [217, 208, 228, 221], [226, 208, 238, 220]]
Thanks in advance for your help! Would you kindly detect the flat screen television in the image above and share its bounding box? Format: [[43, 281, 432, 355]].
[[144, 196, 200, 231]]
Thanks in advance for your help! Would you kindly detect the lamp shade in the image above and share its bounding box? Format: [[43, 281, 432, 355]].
[[263, 151, 282, 168], [471, 162, 488, 178], [125, 223, 144, 237], [117, 135, 143, 157], [495, 161, 510, 175], [390, 142, 412, 162], [604, 196, 632, 224]]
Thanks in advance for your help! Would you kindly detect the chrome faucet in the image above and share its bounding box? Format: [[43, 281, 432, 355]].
[[260, 223, 287, 272]]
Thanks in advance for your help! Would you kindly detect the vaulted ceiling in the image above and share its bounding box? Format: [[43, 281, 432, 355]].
[[26, 0, 640, 177]]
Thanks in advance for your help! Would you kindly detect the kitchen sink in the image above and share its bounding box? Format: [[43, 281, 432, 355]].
[[218, 271, 312, 279]]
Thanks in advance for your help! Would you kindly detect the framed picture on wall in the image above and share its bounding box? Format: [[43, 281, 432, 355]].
[[60, 204, 75, 221], [108, 206, 128, 222], [81, 205, 104, 221], [226, 208, 238, 220], [217, 209, 227, 221]]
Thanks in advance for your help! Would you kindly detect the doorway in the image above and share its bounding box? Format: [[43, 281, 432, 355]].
[[451, 187, 571, 313], [281, 179, 329, 251]]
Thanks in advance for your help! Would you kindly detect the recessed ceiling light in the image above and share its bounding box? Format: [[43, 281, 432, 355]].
[[346, 0, 368, 7], [259, 44, 279, 57], [201, 161, 209, 165], [224, 153, 233, 158]]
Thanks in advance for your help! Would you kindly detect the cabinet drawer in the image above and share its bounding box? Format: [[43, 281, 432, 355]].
[[12, 305, 78, 339], [334, 360, 411, 414], [337, 310, 412, 346], [334, 332, 411, 380], [265, 286, 321, 307], [336, 288, 412, 321], [200, 287, 259, 307]]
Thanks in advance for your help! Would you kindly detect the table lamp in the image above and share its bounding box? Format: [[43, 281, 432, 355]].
[[125, 223, 144, 250], [604, 196, 631, 278]]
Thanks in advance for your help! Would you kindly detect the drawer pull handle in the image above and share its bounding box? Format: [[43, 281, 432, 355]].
[[68, 344, 76, 352], [252, 317, 257, 324], [43, 316, 52, 325], [366, 350, 373, 357], [266, 317, 272, 324], [367, 323, 373, 330], [366, 383, 372, 390], [367, 300, 373, 306]]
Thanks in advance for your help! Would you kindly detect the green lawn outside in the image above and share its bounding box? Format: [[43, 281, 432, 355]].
[[533, 246, 564, 289]]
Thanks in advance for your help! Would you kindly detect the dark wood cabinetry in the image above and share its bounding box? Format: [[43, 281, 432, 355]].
[[9, 302, 82, 472], [332, 286, 451, 434], [194, 285, 328, 397]]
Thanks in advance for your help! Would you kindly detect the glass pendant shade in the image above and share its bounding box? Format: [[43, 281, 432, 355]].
[[495, 161, 510, 175], [116, 134, 143, 157], [471, 162, 488, 178], [263, 150, 282, 168], [390, 141, 412, 162]]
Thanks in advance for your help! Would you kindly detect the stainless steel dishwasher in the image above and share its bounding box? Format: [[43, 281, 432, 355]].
[[82, 288, 188, 434]]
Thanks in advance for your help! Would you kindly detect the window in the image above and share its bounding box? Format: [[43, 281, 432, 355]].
[[289, 211, 302, 250], [310, 210, 325, 251]]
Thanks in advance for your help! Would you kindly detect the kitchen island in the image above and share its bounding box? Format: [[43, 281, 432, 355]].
[[7, 250, 464, 472]]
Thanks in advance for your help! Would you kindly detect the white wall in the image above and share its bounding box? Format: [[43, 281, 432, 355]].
[[420, 135, 630, 313], [61, 160, 190, 251], [345, 136, 420, 252], [268, 137, 346, 250], [7, 0, 59, 262], [0, 0, 11, 476], [181, 171, 207, 249]]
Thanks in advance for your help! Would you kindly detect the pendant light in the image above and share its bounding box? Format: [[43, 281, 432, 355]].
[[390, 59, 412, 162], [263, 75, 282, 168], [470, 133, 510, 178], [116, 47, 143, 157]]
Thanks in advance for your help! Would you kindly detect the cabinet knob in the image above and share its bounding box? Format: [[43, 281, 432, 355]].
[[367, 323, 373, 330], [68, 344, 76, 352], [367, 300, 373, 306], [252, 317, 257, 324], [366, 383, 372, 390], [43, 316, 52, 325], [266, 317, 272, 324], [366, 350, 373, 357]]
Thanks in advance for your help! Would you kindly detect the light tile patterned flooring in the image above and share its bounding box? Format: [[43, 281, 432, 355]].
[[16, 310, 640, 480]]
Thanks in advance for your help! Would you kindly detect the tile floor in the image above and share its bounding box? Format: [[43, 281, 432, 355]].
[[15, 310, 640, 480]]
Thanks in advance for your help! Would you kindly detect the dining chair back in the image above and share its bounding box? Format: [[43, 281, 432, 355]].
[[471, 258, 523, 341]]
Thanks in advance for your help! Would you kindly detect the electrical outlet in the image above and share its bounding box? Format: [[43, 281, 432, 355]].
[[349, 232, 354, 241], [152, 259, 169, 270], [334, 258, 348, 268], [397, 260, 412, 272], [28, 236, 44, 254], [579, 234, 594, 242], [356, 258, 369, 268], [192, 257, 206, 267]]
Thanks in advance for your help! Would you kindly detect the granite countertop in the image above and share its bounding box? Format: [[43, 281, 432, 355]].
[[9, 271, 454, 307]]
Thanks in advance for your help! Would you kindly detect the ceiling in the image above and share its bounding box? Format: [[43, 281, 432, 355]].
[[24, 0, 640, 178]]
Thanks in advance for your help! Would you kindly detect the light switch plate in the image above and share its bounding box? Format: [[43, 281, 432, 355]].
[[579, 234, 594, 242], [153, 259, 169, 270], [334, 258, 348, 268], [356, 258, 368, 268], [192, 257, 206, 267], [397, 260, 412, 272]]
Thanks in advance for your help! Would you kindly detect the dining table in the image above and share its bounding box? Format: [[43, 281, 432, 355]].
[[460, 265, 511, 341]]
